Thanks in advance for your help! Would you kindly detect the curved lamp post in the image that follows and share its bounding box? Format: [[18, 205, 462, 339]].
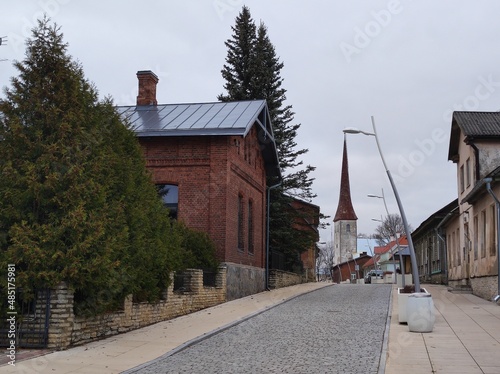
[[343, 116, 420, 292], [368, 190, 405, 287]]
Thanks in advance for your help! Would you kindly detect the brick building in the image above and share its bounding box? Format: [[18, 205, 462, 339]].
[[331, 252, 372, 283], [290, 198, 320, 281], [117, 71, 281, 300]]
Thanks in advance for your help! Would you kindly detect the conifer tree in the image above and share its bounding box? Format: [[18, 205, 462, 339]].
[[219, 7, 319, 271], [218, 6, 256, 102], [0, 18, 181, 314]]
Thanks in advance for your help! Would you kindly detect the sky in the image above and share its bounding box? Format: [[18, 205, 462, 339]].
[[2, 1, 500, 244]]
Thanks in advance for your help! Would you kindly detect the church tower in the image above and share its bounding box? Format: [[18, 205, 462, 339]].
[[333, 135, 358, 266]]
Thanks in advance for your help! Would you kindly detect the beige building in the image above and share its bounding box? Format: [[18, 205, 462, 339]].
[[447, 111, 500, 300]]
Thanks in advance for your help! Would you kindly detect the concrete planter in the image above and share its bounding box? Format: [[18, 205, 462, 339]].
[[396, 274, 413, 288], [407, 292, 435, 332], [398, 287, 428, 324]]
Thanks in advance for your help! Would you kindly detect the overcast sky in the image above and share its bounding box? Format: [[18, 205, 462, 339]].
[[2, 1, 500, 244]]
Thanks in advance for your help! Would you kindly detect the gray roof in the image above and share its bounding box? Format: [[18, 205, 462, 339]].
[[449, 111, 500, 161], [117, 100, 271, 137], [452, 111, 500, 137], [389, 246, 410, 259], [116, 99, 281, 179]]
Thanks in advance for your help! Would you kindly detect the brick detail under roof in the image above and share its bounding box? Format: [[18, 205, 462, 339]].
[[333, 137, 357, 222]]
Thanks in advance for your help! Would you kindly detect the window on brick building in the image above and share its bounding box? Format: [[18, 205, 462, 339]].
[[238, 194, 244, 251], [248, 200, 254, 255], [157, 184, 178, 220]]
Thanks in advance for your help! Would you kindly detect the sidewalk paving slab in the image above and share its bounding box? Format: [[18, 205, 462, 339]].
[[385, 283, 500, 374]]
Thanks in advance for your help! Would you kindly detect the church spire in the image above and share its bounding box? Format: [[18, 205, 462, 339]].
[[333, 135, 357, 222]]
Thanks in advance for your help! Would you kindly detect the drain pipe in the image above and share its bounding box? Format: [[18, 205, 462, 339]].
[[266, 180, 282, 290], [484, 178, 500, 302]]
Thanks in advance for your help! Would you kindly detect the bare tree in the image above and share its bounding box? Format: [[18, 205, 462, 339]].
[[316, 242, 335, 280], [373, 213, 412, 246]]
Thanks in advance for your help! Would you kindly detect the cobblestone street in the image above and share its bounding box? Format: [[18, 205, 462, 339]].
[[126, 284, 392, 374]]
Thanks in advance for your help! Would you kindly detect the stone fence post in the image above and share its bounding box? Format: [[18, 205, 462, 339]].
[[48, 282, 74, 350]]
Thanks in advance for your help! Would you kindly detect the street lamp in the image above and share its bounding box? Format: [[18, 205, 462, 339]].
[[368, 190, 405, 287], [343, 116, 420, 292]]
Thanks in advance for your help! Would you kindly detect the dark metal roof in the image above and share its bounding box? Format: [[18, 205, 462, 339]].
[[389, 246, 410, 259], [117, 100, 269, 137], [449, 111, 500, 161], [116, 99, 281, 179]]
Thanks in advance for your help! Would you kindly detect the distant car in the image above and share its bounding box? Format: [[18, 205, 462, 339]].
[[364, 270, 384, 284]]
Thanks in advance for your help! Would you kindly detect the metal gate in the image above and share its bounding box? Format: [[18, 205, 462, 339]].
[[0, 288, 51, 348]]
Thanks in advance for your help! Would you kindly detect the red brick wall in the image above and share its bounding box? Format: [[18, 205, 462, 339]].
[[224, 126, 266, 268], [332, 256, 372, 283], [138, 125, 267, 268]]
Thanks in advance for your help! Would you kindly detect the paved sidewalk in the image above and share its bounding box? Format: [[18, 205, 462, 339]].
[[385, 283, 500, 374], [0, 282, 331, 374]]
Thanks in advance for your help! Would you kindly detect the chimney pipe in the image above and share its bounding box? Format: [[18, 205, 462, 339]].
[[136, 70, 159, 106]]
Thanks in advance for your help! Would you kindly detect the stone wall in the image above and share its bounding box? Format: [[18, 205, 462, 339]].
[[268, 269, 303, 289], [48, 268, 226, 350], [470, 275, 498, 300], [225, 263, 265, 301]]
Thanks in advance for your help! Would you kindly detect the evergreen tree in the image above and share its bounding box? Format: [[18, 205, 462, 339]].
[[219, 7, 319, 272], [218, 6, 256, 102], [0, 18, 181, 314]]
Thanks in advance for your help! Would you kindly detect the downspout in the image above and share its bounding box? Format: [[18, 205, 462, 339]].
[[266, 180, 282, 290], [484, 178, 500, 302]]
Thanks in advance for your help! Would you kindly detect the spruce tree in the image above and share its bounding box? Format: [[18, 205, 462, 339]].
[[0, 18, 181, 314], [219, 7, 318, 272], [218, 6, 256, 102]]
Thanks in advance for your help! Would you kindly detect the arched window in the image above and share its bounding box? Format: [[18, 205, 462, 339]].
[[346, 223, 351, 233]]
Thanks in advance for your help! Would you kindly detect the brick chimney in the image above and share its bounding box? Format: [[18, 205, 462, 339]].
[[136, 70, 159, 106]]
